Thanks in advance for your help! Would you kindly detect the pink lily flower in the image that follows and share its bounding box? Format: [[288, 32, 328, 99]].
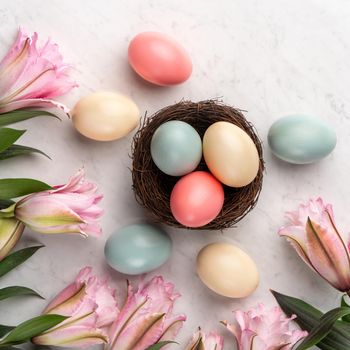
[[279, 197, 350, 292], [185, 329, 224, 350], [32, 267, 118, 348], [223, 304, 307, 350], [0, 28, 77, 114], [107, 276, 186, 350], [14, 168, 103, 236]]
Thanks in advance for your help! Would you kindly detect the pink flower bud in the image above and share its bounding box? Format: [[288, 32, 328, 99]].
[[15, 169, 103, 236]]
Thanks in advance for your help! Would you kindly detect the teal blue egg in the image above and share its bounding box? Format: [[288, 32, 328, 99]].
[[104, 223, 172, 275], [268, 115, 336, 164], [151, 120, 202, 176]]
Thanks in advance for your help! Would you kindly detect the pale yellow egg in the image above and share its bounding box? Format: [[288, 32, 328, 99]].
[[203, 121, 260, 187], [196, 242, 259, 298], [72, 92, 140, 141]]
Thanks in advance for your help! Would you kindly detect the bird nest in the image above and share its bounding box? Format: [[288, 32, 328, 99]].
[[131, 100, 264, 230]]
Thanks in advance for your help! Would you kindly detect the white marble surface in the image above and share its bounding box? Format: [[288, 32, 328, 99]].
[[1, 0, 350, 348]]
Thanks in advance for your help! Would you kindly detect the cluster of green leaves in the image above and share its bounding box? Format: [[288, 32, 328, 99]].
[[0, 110, 59, 161], [0, 109, 65, 349], [0, 246, 66, 348], [273, 290, 350, 350]]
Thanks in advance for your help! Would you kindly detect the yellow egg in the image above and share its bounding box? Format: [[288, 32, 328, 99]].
[[72, 92, 140, 141], [203, 121, 259, 187], [196, 242, 259, 298]]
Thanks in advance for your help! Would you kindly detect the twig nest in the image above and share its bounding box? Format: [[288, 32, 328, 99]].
[[131, 100, 264, 230]]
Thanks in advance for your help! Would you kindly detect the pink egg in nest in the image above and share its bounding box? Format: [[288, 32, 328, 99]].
[[170, 171, 224, 228]]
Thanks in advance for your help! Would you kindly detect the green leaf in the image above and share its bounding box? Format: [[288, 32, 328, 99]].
[[296, 307, 350, 350], [272, 290, 350, 350], [0, 286, 43, 301], [0, 246, 44, 278], [0, 200, 14, 210], [146, 341, 178, 350], [0, 129, 25, 153], [0, 145, 50, 161], [0, 110, 60, 127], [340, 296, 350, 323], [0, 314, 67, 345], [0, 179, 51, 200], [0, 325, 15, 338]]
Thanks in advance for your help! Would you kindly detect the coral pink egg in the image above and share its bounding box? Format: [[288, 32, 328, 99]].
[[128, 32, 192, 86], [170, 171, 224, 228]]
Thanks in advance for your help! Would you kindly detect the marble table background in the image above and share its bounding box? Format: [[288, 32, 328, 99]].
[[1, 0, 350, 349]]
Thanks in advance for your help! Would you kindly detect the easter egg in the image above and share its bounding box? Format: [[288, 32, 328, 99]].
[[104, 223, 172, 275], [170, 171, 224, 227], [128, 32, 192, 86], [151, 121, 202, 176], [196, 242, 259, 298], [203, 122, 260, 188], [268, 115, 337, 164], [72, 92, 140, 141]]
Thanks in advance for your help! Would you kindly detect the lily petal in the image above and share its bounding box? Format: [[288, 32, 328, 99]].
[[15, 197, 84, 227], [0, 98, 70, 114], [158, 314, 186, 342], [0, 30, 31, 95], [278, 225, 313, 268], [306, 217, 350, 291], [45, 284, 87, 316], [112, 313, 165, 350], [32, 325, 108, 348]]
